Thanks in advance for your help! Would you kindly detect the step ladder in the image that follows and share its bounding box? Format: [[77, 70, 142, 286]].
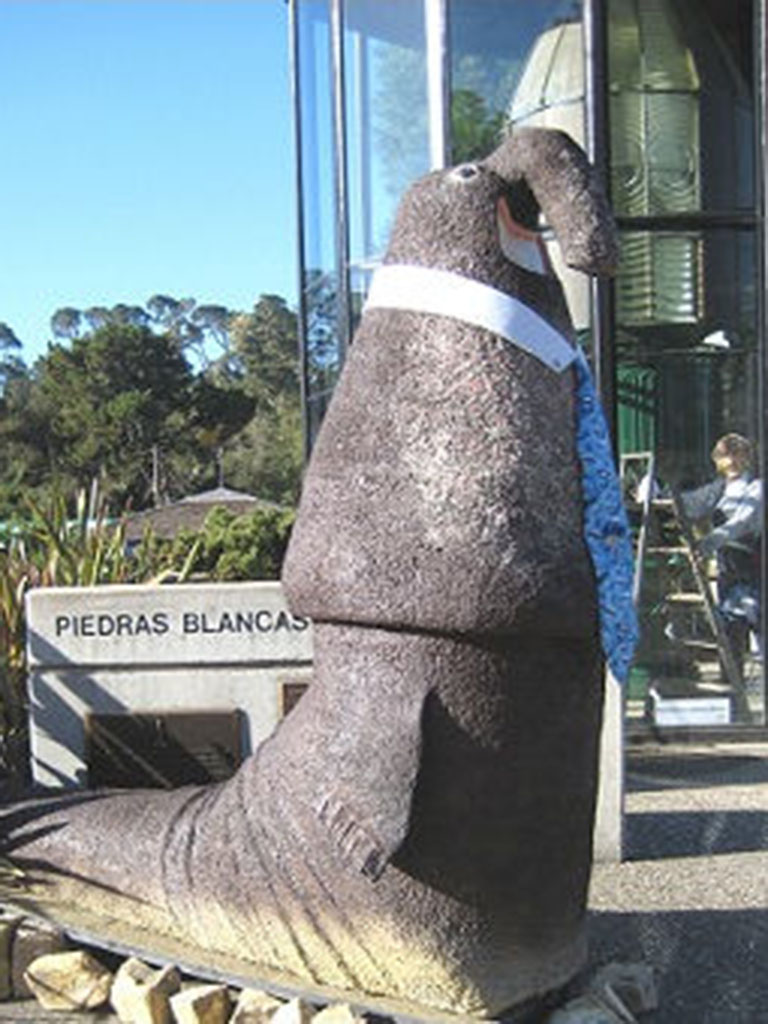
[[621, 451, 751, 722]]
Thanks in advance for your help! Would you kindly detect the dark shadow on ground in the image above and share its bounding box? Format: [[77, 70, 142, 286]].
[[626, 752, 768, 793], [625, 809, 768, 860], [589, 907, 768, 1024]]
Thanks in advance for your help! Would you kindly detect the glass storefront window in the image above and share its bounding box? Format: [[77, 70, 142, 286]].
[[343, 0, 430, 320], [292, 0, 764, 735], [609, 0, 762, 732], [618, 227, 763, 729], [450, 0, 584, 163], [463, 2, 589, 330]]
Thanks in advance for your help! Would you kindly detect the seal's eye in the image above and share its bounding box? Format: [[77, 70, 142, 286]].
[[450, 163, 480, 183]]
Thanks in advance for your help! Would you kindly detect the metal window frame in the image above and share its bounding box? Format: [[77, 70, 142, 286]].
[[426, 0, 450, 170], [288, 0, 311, 463], [758, 0, 767, 727], [349, 30, 374, 265], [583, 0, 616, 438], [330, 0, 352, 370], [330, 0, 450, 364], [290, 0, 343, 463]]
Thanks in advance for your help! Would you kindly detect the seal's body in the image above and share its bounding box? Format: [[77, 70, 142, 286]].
[[2, 129, 617, 1018], [283, 153, 599, 637]]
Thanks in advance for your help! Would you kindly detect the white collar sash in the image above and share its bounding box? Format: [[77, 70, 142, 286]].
[[364, 264, 576, 373]]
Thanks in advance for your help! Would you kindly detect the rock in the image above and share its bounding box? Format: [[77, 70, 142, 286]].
[[169, 983, 230, 1024], [591, 963, 657, 1018], [546, 994, 630, 1023], [111, 956, 181, 1024], [311, 1004, 365, 1024], [23, 948, 113, 1011], [270, 997, 315, 1024], [547, 962, 658, 1024], [0, 911, 22, 1000], [230, 988, 285, 1022], [10, 916, 68, 998]]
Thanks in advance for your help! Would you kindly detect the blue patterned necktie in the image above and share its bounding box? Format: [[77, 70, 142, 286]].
[[365, 266, 639, 681], [573, 349, 639, 681]]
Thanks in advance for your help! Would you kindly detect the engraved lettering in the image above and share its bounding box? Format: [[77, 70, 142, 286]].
[[116, 614, 134, 637], [48, 603, 307, 642], [183, 612, 200, 633], [152, 612, 170, 635], [134, 613, 152, 635], [55, 616, 72, 637], [97, 614, 116, 637], [236, 611, 254, 632], [274, 610, 291, 631], [255, 610, 273, 632]]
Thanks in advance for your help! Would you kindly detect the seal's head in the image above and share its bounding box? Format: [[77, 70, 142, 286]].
[[384, 127, 618, 324]]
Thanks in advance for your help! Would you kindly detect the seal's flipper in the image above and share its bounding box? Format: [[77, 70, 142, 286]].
[[290, 623, 429, 881]]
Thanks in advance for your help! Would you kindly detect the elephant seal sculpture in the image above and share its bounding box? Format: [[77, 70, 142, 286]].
[[1, 129, 623, 1019]]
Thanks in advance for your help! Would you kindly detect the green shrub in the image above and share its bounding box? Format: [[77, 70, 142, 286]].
[[168, 505, 295, 581]]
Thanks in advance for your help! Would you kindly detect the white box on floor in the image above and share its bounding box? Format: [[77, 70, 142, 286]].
[[650, 687, 731, 727]]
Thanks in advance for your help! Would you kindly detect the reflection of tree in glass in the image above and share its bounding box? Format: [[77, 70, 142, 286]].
[[372, 43, 429, 203], [303, 269, 340, 391], [451, 89, 505, 164], [452, 53, 518, 136], [449, 0, 582, 162], [720, 349, 757, 444], [371, 44, 519, 223]]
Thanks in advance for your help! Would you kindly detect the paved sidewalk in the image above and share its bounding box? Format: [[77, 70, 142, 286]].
[[588, 742, 768, 1023]]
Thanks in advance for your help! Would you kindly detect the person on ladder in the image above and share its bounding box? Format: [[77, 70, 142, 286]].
[[680, 433, 763, 682]]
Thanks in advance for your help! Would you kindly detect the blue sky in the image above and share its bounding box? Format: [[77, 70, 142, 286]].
[[0, 0, 296, 363]]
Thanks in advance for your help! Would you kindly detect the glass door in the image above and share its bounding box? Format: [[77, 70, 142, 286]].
[[610, 0, 764, 730]]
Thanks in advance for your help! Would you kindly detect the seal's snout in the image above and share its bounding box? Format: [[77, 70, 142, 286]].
[[497, 195, 552, 276], [483, 127, 619, 277]]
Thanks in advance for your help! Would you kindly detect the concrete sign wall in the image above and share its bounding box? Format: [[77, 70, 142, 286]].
[[26, 582, 312, 789]]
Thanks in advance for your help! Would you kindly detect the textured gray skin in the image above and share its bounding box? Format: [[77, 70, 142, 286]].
[[1, 129, 615, 1018], [282, 130, 614, 636]]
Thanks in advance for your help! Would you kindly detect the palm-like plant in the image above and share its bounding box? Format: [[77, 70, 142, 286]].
[[0, 485, 197, 786], [0, 544, 32, 787]]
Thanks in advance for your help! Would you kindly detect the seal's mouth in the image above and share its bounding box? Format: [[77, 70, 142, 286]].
[[497, 197, 551, 276]]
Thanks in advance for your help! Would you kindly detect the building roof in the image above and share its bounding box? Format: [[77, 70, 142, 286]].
[[123, 487, 283, 542]]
